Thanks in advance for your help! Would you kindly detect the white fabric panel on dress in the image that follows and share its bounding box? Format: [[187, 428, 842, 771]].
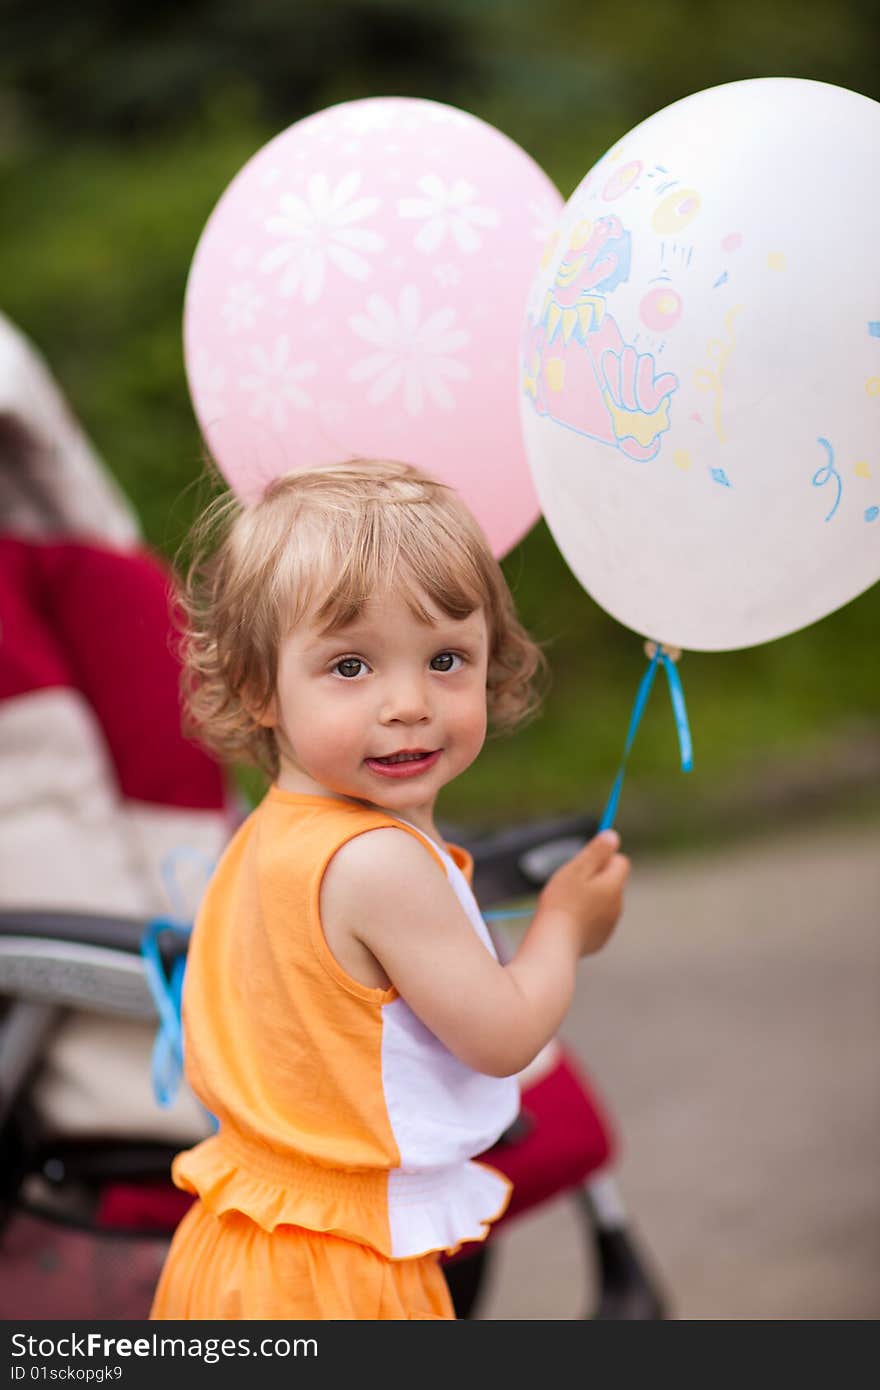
[[379, 829, 519, 1258]]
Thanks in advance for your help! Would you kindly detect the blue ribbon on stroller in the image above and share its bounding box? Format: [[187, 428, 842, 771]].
[[140, 846, 217, 1116], [140, 918, 191, 1109]]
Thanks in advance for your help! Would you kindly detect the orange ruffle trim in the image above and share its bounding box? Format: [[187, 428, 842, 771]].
[[172, 1131, 511, 1261]]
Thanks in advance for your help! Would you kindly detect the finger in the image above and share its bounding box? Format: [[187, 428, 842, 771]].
[[588, 252, 616, 289], [594, 850, 630, 884], [636, 352, 659, 412], [609, 852, 631, 883], [577, 830, 621, 872], [620, 345, 638, 410], [601, 348, 621, 403], [653, 371, 678, 402]]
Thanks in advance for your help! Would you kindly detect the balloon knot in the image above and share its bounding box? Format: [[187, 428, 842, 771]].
[[644, 639, 682, 664]]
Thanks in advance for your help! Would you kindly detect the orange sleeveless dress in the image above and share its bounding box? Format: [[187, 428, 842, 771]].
[[150, 789, 518, 1320]]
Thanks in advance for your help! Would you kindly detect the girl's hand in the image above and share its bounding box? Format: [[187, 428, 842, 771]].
[[537, 830, 629, 958]]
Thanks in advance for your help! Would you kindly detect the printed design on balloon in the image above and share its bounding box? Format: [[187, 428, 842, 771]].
[[189, 351, 227, 423], [812, 436, 842, 522], [349, 286, 470, 415], [639, 286, 682, 333], [651, 188, 702, 235], [433, 263, 461, 288], [239, 337, 317, 427], [694, 306, 743, 444], [259, 172, 386, 305], [602, 161, 642, 201], [539, 233, 560, 270], [397, 175, 499, 254], [529, 198, 562, 245], [522, 216, 679, 462], [222, 282, 265, 334]]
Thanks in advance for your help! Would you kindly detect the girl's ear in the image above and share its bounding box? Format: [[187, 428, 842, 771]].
[[255, 696, 278, 729], [243, 683, 277, 729]]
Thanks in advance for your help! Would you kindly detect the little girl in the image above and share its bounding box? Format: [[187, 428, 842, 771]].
[[150, 459, 628, 1320]]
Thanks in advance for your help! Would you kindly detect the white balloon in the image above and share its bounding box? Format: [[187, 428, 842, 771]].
[[520, 78, 880, 652]]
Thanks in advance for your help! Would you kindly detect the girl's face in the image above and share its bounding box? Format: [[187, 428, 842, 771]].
[[265, 586, 489, 836]]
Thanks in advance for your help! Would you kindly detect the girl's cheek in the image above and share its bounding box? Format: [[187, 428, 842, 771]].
[[453, 690, 488, 746], [316, 701, 366, 754]]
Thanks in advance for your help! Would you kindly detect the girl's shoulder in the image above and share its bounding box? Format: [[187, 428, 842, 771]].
[[255, 788, 449, 884], [328, 821, 448, 885], [320, 825, 462, 965]]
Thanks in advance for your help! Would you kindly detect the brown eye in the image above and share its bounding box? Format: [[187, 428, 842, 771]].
[[430, 652, 461, 672], [334, 658, 365, 679]]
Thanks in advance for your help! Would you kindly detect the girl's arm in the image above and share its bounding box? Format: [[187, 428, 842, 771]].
[[320, 827, 628, 1078]]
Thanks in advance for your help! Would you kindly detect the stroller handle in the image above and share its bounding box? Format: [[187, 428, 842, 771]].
[[0, 925, 161, 1020]]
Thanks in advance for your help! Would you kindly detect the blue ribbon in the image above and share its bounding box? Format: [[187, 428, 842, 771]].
[[159, 845, 215, 924], [598, 645, 693, 832], [140, 846, 219, 1114], [140, 917, 191, 1109], [485, 652, 692, 917]]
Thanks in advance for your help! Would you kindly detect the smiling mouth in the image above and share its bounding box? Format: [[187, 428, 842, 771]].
[[364, 749, 442, 778], [369, 749, 437, 765]]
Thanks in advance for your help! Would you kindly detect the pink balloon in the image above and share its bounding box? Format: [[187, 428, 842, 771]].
[[183, 97, 562, 556]]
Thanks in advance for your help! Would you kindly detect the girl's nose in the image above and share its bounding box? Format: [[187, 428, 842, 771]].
[[380, 675, 431, 725]]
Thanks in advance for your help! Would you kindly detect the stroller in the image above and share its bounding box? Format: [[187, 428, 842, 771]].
[[0, 313, 667, 1320]]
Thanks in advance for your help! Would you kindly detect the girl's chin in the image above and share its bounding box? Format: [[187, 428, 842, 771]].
[[288, 752, 468, 805]]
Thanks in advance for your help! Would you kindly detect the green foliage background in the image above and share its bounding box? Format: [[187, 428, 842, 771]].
[[3, 0, 879, 840]]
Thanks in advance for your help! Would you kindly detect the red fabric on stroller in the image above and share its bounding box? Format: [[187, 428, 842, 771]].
[[0, 535, 223, 811]]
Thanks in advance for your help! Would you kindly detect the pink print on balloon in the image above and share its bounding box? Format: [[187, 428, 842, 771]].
[[639, 286, 682, 333], [602, 161, 643, 201], [523, 215, 679, 462]]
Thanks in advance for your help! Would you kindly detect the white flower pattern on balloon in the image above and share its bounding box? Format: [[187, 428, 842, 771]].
[[239, 337, 317, 427], [528, 198, 560, 244], [190, 351, 227, 421], [433, 263, 461, 288], [398, 175, 499, 254], [221, 281, 265, 333], [349, 286, 470, 415], [259, 173, 385, 304]]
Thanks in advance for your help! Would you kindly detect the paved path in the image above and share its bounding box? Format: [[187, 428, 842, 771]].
[[478, 817, 880, 1320]]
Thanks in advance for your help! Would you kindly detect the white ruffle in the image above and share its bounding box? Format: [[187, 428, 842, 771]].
[[387, 1159, 512, 1259]]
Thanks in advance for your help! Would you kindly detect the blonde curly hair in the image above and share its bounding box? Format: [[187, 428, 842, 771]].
[[179, 459, 547, 779]]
